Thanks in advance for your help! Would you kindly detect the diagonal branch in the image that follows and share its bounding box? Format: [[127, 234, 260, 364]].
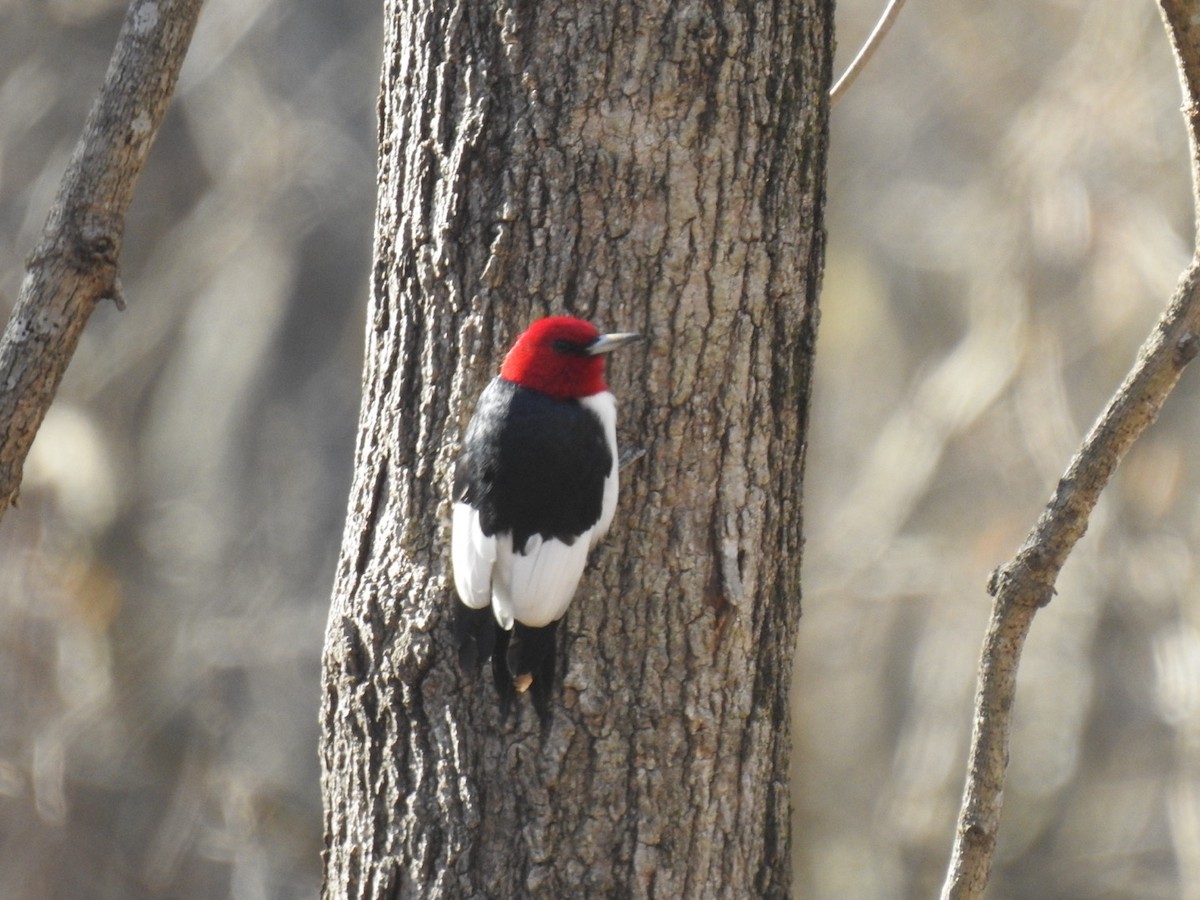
[[830, 0, 908, 108], [0, 0, 205, 518], [940, 3, 1200, 897]]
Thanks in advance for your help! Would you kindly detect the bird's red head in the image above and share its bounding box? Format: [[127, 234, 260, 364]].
[[499, 316, 638, 401]]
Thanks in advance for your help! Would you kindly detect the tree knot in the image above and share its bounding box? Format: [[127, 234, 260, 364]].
[[77, 220, 121, 269], [1174, 330, 1200, 368], [988, 555, 1057, 608]]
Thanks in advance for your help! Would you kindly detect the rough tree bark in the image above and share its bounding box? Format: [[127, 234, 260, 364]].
[[320, 0, 831, 896]]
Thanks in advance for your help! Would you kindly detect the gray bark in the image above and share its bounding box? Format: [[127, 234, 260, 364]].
[[320, 0, 832, 896]]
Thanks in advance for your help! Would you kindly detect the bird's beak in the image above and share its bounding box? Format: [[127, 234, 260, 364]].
[[586, 332, 643, 355]]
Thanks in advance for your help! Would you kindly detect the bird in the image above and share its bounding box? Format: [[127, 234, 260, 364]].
[[451, 316, 641, 717]]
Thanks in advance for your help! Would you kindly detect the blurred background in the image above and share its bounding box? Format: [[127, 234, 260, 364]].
[[0, 0, 377, 896], [0, 0, 1195, 897], [797, 2, 1200, 899]]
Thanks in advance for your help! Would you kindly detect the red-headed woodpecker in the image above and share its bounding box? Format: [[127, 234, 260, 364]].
[[452, 316, 641, 717]]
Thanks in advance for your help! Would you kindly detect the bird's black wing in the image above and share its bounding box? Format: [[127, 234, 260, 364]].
[[456, 378, 612, 553]]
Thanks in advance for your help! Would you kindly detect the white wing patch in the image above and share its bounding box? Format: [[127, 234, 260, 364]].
[[493, 531, 594, 628], [453, 507, 592, 628], [452, 501, 495, 610]]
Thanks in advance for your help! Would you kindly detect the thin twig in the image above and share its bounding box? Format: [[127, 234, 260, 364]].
[[830, 0, 909, 108], [940, 3, 1200, 896], [0, 0, 205, 518]]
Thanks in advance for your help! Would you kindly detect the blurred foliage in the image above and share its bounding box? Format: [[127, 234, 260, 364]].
[[1, 0, 1198, 898], [795, 2, 1200, 898], [0, 0, 378, 896]]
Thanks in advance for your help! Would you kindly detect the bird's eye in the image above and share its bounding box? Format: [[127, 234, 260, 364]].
[[552, 338, 587, 356]]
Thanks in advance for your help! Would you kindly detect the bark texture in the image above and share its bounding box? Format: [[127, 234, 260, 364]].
[[0, 0, 204, 515], [320, 0, 831, 896]]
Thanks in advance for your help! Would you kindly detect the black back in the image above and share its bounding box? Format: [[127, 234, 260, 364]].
[[454, 378, 612, 552]]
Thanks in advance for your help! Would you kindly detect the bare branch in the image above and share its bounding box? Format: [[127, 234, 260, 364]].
[[940, 3, 1200, 896], [830, 0, 908, 108], [0, 0, 205, 517]]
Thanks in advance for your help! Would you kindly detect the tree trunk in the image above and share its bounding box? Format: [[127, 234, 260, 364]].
[[320, 0, 832, 896]]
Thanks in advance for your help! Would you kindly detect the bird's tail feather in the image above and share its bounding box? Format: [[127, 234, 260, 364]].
[[458, 605, 559, 723], [508, 620, 558, 724], [455, 604, 496, 670]]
